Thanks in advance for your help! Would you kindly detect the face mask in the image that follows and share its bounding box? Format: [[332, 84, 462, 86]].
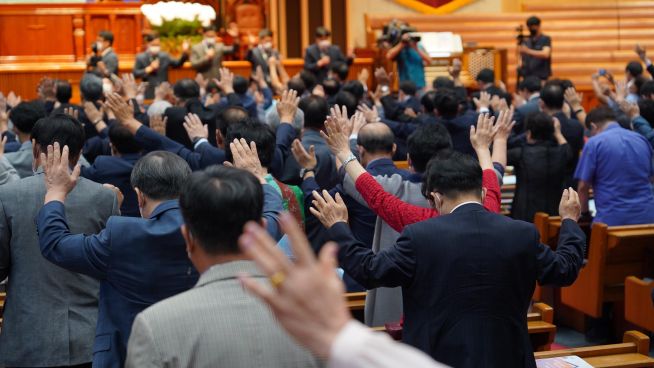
[[529, 28, 538, 36], [205, 38, 216, 46], [96, 41, 104, 52], [318, 40, 331, 49], [262, 42, 273, 50], [149, 46, 160, 54]]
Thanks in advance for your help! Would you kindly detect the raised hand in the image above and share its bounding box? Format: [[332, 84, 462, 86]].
[[195, 73, 208, 91], [42, 142, 80, 203], [351, 111, 368, 136], [150, 114, 168, 135], [104, 93, 139, 133], [559, 187, 581, 222], [214, 67, 235, 94], [374, 67, 392, 86], [330, 105, 350, 135], [310, 190, 348, 228], [253, 66, 267, 88], [473, 91, 491, 111], [183, 113, 207, 141], [357, 104, 379, 124], [494, 106, 515, 142], [121, 73, 139, 99], [238, 214, 350, 358], [618, 100, 640, 120], [83, 101, 103, 124], [226, 138, 266, 182], [470, 113, 496, 151], [7, 91, 21, 108], [320, 115, 351, 162], [615, 79, 627, 104], [0, 93, 8, 132], [0, 136, 6, 158], [63, 107, 79, 121], [291, 139, 317, 170], [277, 89, 300, 123], [635, 44, 648, 62], [564, 87, 583, 110], [357, 68, 369, 85]]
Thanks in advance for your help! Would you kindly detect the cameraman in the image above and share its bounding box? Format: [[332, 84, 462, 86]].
[[86, 30, 119, 78], [519, 16, 551, 81], [386, 31, 430, 90]]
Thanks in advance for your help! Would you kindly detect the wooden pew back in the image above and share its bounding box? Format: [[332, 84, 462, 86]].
[[625, 276, 654, 333]]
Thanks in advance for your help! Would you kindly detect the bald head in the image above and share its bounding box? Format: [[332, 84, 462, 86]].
[[357, 122, 395, 156]]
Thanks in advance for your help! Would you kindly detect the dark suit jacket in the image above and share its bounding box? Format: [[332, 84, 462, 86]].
[[553, 112, 584, 187], [440, 113, 478, 156], [304, 44, 352, 83], [513, 96, 541, 134], [164, 99, 218, 149], [133, 51, 188, 99], [81, 153, 141, 217], [329, 203, 586, 368], [246, 47, 281, 85]]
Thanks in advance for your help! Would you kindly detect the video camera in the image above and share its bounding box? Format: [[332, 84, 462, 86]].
[[378, 19, 421, 47], [515, 25, 527, 45]]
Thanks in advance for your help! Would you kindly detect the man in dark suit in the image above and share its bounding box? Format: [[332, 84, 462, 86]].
[[304, 27, 353, 83], [81, 124, 142, 217], [513, 76, 542, 134], [133, 33, 190, 99], [246, 29, 281, 85], [312, 151, 586, 368]]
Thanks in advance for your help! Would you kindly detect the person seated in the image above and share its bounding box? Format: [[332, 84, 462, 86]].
[[125, 165, 320, 368], [508, 112, 571, 222], [575, 107, 654, 226], [311, 150, 586, 368], [81, 124, 143, 217], [304, 27, 353, 83], [4, 100, 47, 177]]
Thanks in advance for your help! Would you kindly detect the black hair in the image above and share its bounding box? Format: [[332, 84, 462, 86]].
[[585, 106, 616, 129], [31, 113, 85, 159], [434, 90, 459, 118], [217, 106, 249, 137], [258, 29, 273, 39], [559, 79, 575, 91], [10, 101, 47, 134], [626, 61, 644, 77], [173, 78, 200, 100], [331, 62, 349, 81], [519, 76, 542, 93], [315, 26, 331, 38], [421, 150, 483, 199], [476, 68, 495, 84], [322, 78, 341, 97], [287, 77, 307, 96], [333, 92, 357, 118], [202, 25, 217, 33], [399, 80, 417, 96], [109, 124, 142, 154], [526, 16, 541, 27], [233, 75, 249, 95], [540, 81, 565, 109], [225, 120, 275, 168], [80, 74, 103, 102], [299, 95, 329, 130], [640, 80, 654, 98], [633, 75, 647, 96], [99, 30, 114, 45], [407, 123, 453, 172], [342, 80, 365, 102], [144, 33, 160, 43], [420, 91, 437, 114], [180, 165, 263, 255], [130, 151, 191, 200], [55, 80, 73, 104], [357, 125, 394, 154], [525, 112, 554, 141], [432, 76, 455, 91], [638, 99, 654, 127], [299, 70, 318, 92]]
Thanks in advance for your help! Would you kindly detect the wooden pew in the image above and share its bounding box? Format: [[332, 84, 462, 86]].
[[561, 222, 654, 319], [0, 291, 5, 328], [535, 330, 654, 368], [346, 293, 556, 351], [625, 276, 654, 333]]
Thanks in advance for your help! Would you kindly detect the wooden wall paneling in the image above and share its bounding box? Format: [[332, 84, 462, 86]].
[[73, 15, 86, 61], [114, 15, 137, 55], [0, 14, 75, 60], [307, 0, 323, 46], [331, 0, 348, 51], [285, 0, 302, 58], [300, 0, 309, 54]]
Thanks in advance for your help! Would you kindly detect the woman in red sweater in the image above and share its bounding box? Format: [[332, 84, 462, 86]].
[[316, 110, 514, 233]]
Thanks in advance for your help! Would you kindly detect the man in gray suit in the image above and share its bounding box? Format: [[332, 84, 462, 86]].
[[0, 113, 119, 367], [190, 25, 238, 80], [126, 164, 322, 368], [5, 100, 47, 178]]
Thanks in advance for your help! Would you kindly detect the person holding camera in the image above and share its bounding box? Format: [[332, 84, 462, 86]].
[[518, 16, 552, 81], [386, 30, 430, 90], [133, 33, 190, 99], [86, 30, 119, 78]]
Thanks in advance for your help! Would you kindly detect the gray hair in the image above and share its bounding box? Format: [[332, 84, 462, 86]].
[[265, 105, 304, 135], [147, 100, 173, 118], [130, 151, 191, 200]]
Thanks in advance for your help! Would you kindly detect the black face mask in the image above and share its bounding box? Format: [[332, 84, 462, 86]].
[[529, 28, 538, 36]]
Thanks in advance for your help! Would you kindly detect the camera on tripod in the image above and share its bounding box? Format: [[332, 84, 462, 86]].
[[377, 19, 421, 47], [515, 25, 529, 45]]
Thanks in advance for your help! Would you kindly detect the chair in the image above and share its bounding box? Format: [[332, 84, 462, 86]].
[[625, 276, 654, 333]]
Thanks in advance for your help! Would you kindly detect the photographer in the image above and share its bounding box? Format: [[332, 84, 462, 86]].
[[518, 16, 551, 81], [386, 29, 430, 90], [86, 30, 119, 78]]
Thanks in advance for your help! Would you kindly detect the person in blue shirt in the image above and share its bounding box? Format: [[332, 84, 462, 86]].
[[575, 106, 654, 226], [386, 32, 430, 90]]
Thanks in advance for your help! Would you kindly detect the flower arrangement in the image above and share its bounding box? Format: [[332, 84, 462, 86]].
[[140, 1, 217, 54]]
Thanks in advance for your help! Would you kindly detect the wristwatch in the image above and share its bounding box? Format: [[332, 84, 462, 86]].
[[299, 167, 315, 178]]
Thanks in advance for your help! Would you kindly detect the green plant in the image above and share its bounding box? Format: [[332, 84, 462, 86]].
[[153, 17, 202, 38]]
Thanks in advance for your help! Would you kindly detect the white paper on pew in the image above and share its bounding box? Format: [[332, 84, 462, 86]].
[[416, 32, 463, 57], [536, 355, 593, 368]]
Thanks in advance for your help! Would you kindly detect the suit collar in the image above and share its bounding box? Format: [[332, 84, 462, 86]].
[[196, 260, 264, 287], [366, 157, 394, 171], [407, 172, 423, 183], [149, 199, 179, 219], [450, 202, 484, 214]]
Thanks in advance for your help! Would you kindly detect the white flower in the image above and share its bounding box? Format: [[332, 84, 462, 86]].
[[141, 1, 216, 26]]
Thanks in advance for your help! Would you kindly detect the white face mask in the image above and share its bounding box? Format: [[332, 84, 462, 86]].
[[149, 46, 161, 55], [318, 40, 331, 49], [262, 42, 273, 50], [96, 41, 104, 52], [204, 37, 216, 46]]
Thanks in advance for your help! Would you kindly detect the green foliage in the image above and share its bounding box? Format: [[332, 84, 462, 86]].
[[153, 17, 202, 38]]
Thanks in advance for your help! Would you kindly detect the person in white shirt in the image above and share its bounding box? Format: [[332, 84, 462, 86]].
[[238, 212, 448, 368]]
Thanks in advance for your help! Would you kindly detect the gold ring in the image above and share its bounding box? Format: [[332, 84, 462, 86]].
[[269, 271, 286, 289]]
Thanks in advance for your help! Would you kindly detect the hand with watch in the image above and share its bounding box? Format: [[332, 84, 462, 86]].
[[291, 139, 317, 179]]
